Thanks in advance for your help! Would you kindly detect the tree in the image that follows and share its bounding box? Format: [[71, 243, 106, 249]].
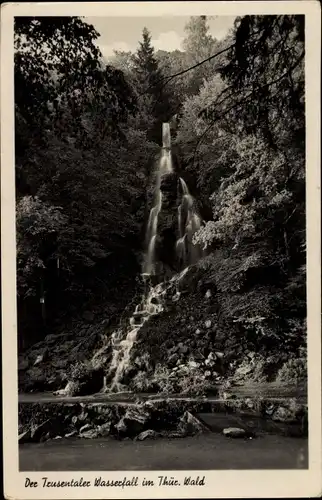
[[182, 16, 227, 95], [183, 16, 215, 63], [176, 14, 306, 362], [15, 16, 137, 164], [15, 17, 158, 346], [133, 27, 174, 143], [203, 15, 305, 152], [110, 50, 136, 76]]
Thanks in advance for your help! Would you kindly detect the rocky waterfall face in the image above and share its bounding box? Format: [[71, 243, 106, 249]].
[[94, 123, 204, 392]]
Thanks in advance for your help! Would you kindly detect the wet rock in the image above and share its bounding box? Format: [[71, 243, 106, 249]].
[[79, 423, 92, 433], [135, 429, 160, 441], [272, 406, 295, 423], [34, 354, 44, 366], [115, 405, 150, 437], [31, 419, 51, 441], [54, 381, 80, 397], [78, 411, 89, 423], [177, 411, 210, 436], [168, 353, 179, 367], [187, 360, 199, 369], [19, 429, 32, 444], [223, 427, 246, 438], [65, 430, 78, 438], [81, 428, 99, 439], [97, 422, 111, 437]]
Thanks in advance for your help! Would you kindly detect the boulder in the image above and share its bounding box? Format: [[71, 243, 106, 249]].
[[272, 406, 295, 423], [79, 423, 92, 433], [65, 430, 78, 438], [80, 428, 99, 439], [205, 320, 212, 328], [168, 353, 179, 366], [223, 427, 246, 438], [177, 411, 210, 437], [115, 405, 150, 437], [19, 429, 32, 444], [97, 422, 111, 437], [54, 380, 80, 397], [31, 419, 51, 441], [34, 354, 44, 366], [135, 429, 160, 441]]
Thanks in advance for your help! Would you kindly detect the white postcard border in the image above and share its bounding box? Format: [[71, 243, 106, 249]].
[[1, 2, 321, 499]]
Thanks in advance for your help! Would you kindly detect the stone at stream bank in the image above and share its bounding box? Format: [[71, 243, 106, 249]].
[[135, 429, 160, 441], [223, 427, 247, 438], [177, 411, 210, 436], [18, 395, 307, 444], [115, 405, 150, 437]]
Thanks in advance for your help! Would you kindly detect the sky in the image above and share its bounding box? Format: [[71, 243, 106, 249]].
[[85, 16, 236, 59]]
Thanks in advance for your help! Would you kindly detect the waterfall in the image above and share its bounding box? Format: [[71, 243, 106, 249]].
[[106, 268, 188, 392], [89, 122, 205, 394], [162, 122, 171, 149], [176, 177, 203, 268], [101, 122, 177, 392], [142, 123, 173, 275]]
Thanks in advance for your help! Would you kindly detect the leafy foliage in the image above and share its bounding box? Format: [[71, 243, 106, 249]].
[[17, 196, 67, 298], [17, 13, 306, 380], [175, 14, 306, 365], [15, 16, 158, 345]]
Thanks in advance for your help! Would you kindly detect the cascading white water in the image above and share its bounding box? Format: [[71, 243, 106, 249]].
[[107, 268, 188, 392], [143, 123, 173, 275], [162, 122, 171, 149], [144, 191, 163, 275], [102, 122, 179, 392], [176, 177, 203, 267]]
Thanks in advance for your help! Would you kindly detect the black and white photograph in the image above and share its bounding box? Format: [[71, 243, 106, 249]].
[[1, 1, 321, 499]]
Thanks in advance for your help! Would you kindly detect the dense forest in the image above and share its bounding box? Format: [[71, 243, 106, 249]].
[[16, 15, 306, 394]]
